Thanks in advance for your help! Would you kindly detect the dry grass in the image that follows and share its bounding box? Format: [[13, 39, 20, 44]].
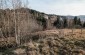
[[0, 29, 85, 47], [32, 29, 85, 39], [1, 29, 85, 55], [0, 37, 16, 47]]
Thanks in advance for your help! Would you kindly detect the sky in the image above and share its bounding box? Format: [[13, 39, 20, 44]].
[[28, 0, 85, 16]]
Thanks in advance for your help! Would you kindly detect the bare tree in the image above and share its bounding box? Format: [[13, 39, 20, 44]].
[[0, 0, 29, 45], [0, 0, 3, 9], [11, 0, 18, 44], [21, 0, 29, 8], [14, 0, 22, 9], [11, 0, 28, 45], [81, 26, 82, 37]]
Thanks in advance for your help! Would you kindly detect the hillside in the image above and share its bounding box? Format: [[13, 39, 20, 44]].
[[0, 8, 85, 38], [0, 8, 63, 38], [0, 8, 85, 55]]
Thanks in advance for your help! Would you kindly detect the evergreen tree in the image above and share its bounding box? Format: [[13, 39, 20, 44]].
[[53, 16, 61, 28], [63, 18, 68, 28], [77, 18, 82, 26], [74, 16, 78, 25], [83, 22, 85, 28], [37, 16, 46, 30]]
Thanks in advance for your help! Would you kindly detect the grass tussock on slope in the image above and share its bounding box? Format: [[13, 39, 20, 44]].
[[1, 29, 85, 55]]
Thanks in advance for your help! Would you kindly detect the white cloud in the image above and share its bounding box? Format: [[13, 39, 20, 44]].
[[29, 0, 85, 15]]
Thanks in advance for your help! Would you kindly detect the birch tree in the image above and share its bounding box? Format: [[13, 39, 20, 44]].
[[0, 0, 29, 44], [11, 0, 19, 44], [0, 0, 3, 9], [20, 0, 29, 8], [11, 0, 28, 45], [0, 0, 6, 37]]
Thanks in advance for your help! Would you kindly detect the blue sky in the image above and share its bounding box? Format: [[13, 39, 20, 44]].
[[28, 0, 85, 16]]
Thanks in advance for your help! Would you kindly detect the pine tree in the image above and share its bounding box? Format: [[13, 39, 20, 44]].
[[74, 16, 77, 25], [83, 22, 85, 28], [77, 18, 81, 24], [63, 18, 68, 28], [53, 16, 61, 28], [77, 18, 82, 26]]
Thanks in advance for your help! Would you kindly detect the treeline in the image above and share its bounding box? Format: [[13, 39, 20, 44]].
[[0, 8, 45, 38], [0, 8, 85, 38], [34, 13, 85, 29], [53, 16, 85, 28]]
